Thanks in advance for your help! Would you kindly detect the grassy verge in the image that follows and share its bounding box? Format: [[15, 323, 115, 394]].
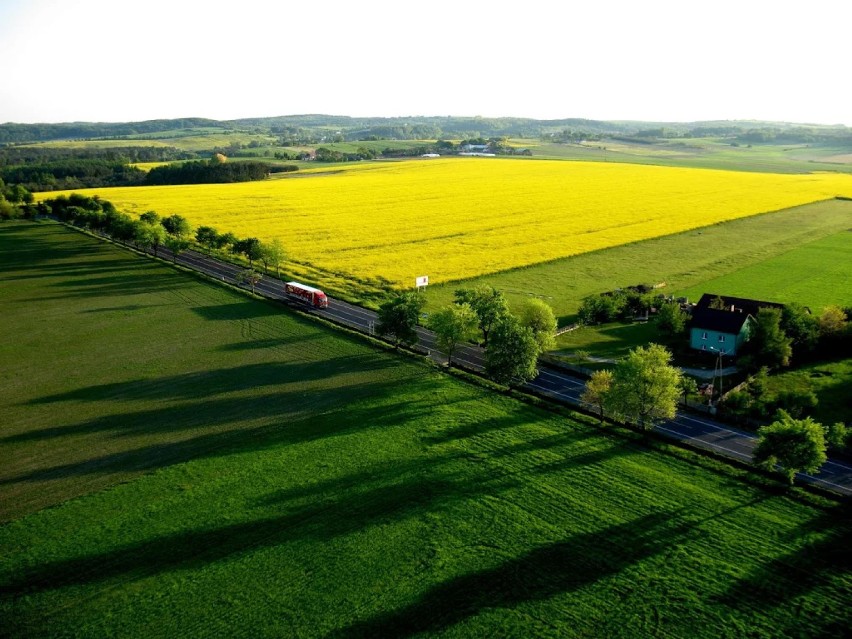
[[1, 221, 849, 638]]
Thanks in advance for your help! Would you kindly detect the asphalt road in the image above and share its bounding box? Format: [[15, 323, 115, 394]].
[[161, 246, 852, 497]]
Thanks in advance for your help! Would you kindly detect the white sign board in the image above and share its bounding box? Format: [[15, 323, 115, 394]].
[[415, 275, 429, 288]]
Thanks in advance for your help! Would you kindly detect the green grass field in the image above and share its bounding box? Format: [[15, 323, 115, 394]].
[[765, 359, 852, 426], [1, 222, 850, 638], [21, 130, 277, 153], [677, 229, 852, 310], [533, 138, 852, 174], [424, 198, 852, 324]]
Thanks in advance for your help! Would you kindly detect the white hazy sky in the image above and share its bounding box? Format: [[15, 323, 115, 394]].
[[1, 0, 850, 125]]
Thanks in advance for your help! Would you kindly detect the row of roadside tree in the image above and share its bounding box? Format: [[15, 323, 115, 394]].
[[375, 286, 556, 386]]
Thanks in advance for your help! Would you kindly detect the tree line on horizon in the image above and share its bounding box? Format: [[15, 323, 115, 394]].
[[3, 115, 850, 146]]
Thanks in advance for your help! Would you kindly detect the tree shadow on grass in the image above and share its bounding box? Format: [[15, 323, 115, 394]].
[[216, 333, 326, 352], [1, 371, 439, 487], [21, 272, 186, 301], [331, 511, 688, 638], [422, 409, 540, 445], [0, 224, 106, 271], [81, 303, 168, 314], [2, 261, 140, 283], [22, 355, 399, 409], [429, 414, 641, 477], [0, 451, 522, 600], [191, 301, 282, 322], [713, 505, 852, 636]]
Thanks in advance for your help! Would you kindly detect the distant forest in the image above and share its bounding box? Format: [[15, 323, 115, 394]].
[[0, 146, 192, 191], [145, 160, 295, 185], [3, 114, 851, 146]]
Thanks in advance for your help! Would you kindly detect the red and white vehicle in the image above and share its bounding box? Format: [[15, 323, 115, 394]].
[[285, 281, 328, 308]]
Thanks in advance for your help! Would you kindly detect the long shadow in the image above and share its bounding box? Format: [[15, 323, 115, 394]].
[[422, 408, 538, 444], [1, 374, 435, 486], [532, 438, 640, 475], [191, 301, 281, 322], [331, 511, 687, 638], [0, 453, 523, 599], [22, 356, 398, 410], [441, 421, 641, 477], [81, 303, 167, 314], [216, 333, 325, 351], [2, 261, 141, 283], [22, 271, 188, 301], [0, 225, 106, 270], [714, 505, 852, 635]]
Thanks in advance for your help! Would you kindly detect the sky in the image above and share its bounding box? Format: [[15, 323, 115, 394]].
[[0, 0, 850, 125]]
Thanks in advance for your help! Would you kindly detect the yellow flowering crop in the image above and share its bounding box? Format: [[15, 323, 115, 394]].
[[42, 158, 852, 285]]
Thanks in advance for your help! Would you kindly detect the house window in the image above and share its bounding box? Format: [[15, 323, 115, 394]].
[[719, 335, 726, 342], [702, 332, 708, 340]]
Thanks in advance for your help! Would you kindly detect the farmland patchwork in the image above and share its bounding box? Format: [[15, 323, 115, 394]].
[[40, 158, 852, 285]]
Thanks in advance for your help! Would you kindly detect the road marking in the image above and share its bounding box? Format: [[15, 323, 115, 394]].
[[655, 425, 753, 460]]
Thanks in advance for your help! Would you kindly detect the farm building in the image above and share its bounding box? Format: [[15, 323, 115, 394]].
[[688, 293, 785, 356]]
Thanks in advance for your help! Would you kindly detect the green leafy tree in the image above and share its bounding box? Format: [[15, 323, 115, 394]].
[[454, 285, 509, 345], [582, 369, 613, 423], [657, 302, 687, 337], [139, 210, 160, 225], [134, 221, 166, 257], [262, 238, 286, 277], [244, 238, 264, 268], [678, 376, 699, 404], [195, 226, 219, 254], [430, 303, 478, 366], [376, 292, 425, 348], [236, 269, 263, 294], [753, 411, 827, 485], [216, 232, 238, 253], [485, 317, 540, 385], [111, 215, 137, 245], [149, 223, 166, 257], [772, 389, 818, 419], [233, 237, 263, 268], [161, 214, 192, 239], [0, 195, 19, 220], [608, 343, 682, 430], [824, 422, 849, 452], [517, 298, 557, 351], [577, 294, 623, 325], [164, 236, 190, 264], [722, 390, 753, 419], [781, 303, 819, 358], [818, 305, 847, 338], [747, 307, 792, 369]]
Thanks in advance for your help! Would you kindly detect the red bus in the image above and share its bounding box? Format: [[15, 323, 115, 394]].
[[285, 281, 329, 308]]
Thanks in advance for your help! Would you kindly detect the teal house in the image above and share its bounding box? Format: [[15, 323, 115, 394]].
[[689, 294, 785, 356]]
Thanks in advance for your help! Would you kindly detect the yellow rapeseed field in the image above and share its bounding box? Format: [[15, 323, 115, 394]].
[[41, 158, 852, 285]]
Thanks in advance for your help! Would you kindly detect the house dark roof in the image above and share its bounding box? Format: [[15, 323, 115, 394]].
[[695, 293, 784, 316], [690, 306, 752, 334]]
